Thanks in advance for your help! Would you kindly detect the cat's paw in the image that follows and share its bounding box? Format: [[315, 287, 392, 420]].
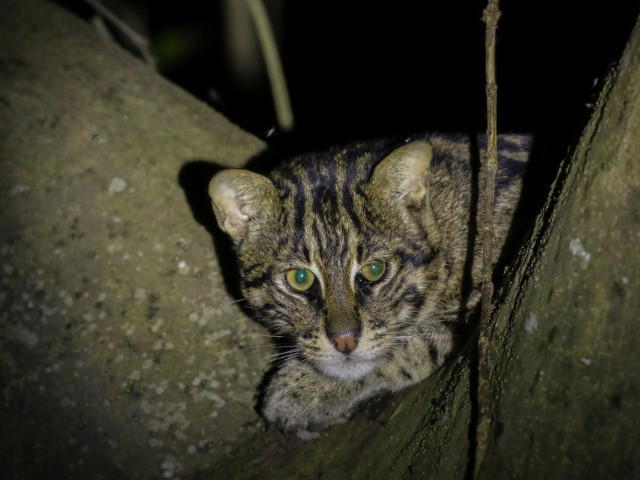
[[261, 360, 353, 434]]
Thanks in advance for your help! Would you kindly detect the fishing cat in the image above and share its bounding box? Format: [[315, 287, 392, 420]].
[[208, 133, 529, 435]]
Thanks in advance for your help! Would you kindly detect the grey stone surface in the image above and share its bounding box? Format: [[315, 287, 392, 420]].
[[0, 1, 270, 477]]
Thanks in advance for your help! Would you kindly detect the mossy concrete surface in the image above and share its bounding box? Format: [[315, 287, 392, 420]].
[[0, 0, 269, 478], [482, 14, 640, 479]]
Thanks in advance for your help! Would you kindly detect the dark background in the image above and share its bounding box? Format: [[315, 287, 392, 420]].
[[61, 0, 639, 191]]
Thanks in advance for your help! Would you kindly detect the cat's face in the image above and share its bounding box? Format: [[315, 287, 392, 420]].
[[210, 142, 444, 380]]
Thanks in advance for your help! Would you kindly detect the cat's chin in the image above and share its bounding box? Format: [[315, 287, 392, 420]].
[[317, 355, 378, 381]]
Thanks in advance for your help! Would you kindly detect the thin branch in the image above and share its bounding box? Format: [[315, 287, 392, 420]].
[[246, 0, 294, 132], [83, 0, 156, 68], [475, 1, 501, 478]]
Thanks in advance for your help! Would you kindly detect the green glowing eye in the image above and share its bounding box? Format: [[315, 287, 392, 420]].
[[285, 268, 315, 291], [360, 261, 386, 282]]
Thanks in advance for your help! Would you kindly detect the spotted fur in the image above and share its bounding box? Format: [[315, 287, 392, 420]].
[[209, 133, 530, 434]]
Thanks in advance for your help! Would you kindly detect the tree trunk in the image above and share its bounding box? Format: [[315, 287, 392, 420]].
[[1, 1, 638, 479]]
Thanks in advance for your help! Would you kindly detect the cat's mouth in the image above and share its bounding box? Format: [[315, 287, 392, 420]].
[[317, 352, 379, 381]]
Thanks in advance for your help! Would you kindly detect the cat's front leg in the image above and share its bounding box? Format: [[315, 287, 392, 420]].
[[262, 358, 380, 436]]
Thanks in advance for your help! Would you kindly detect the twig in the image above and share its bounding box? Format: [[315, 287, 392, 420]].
[[246, 0, 294, 132], [475, 1, 501, 478], [83, 0, 156, 68]]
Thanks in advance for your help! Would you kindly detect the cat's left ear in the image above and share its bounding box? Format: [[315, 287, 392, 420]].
[[368, 140, 433, 208]]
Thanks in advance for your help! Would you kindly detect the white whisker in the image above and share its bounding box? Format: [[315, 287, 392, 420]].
[[244, 343, 298, 352], [212, 298, 247, 309]]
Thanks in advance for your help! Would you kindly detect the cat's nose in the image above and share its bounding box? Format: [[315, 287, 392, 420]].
[[329, 328, 361, 354]]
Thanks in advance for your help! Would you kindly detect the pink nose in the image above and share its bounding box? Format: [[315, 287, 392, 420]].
[[330, 329, 360, 354]]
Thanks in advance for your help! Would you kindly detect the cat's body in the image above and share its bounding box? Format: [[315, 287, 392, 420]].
[[209, 133, 530, 435]]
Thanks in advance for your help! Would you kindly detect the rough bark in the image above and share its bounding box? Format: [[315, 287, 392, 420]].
[[1, 1, 638, 479]]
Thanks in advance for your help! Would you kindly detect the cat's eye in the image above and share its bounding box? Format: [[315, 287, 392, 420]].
[[360, 261, 386, 282], [285, 268, 316, 291]]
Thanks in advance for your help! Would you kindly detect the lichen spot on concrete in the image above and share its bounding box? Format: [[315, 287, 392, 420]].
[[108, 177, 127, 194], [569, 237, 591, 269], [6, 324, 39, 348], [11, 184, 31, 195], [178, 260, 190, 274], [524, 312, 539, 334], [134, 287, 147, 300]]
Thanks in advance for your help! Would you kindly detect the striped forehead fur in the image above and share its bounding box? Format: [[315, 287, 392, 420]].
[[269, 147, 382, 270]]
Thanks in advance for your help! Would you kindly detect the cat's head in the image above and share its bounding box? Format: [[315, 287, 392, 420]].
[[209, 141, 446, 381]]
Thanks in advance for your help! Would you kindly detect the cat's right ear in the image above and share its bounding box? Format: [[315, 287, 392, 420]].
[[208, 169, 279, 240]]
